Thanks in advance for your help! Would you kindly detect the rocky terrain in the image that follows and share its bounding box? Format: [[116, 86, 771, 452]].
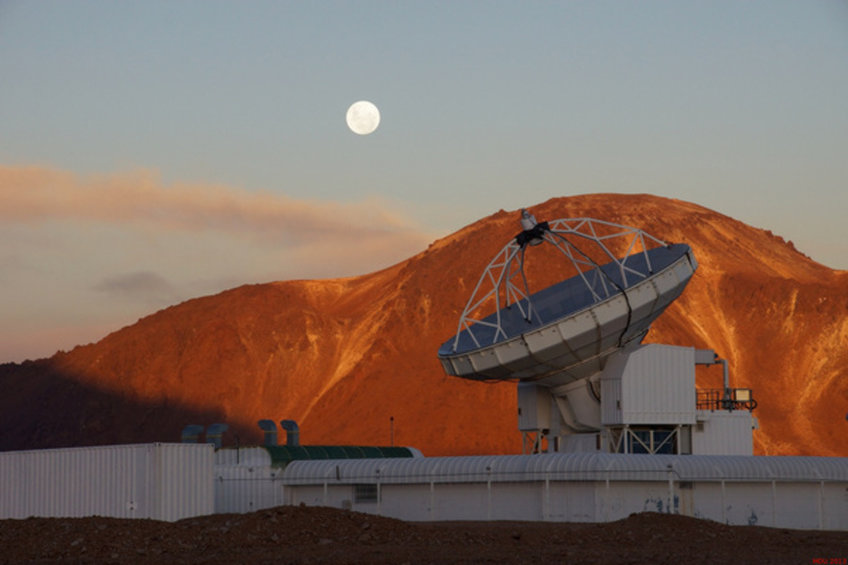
[[1, 194, 846, 457], [1, 505, 846, 564]]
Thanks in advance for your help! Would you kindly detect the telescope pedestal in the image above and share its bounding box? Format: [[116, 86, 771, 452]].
[[518, 344, 757, 456]]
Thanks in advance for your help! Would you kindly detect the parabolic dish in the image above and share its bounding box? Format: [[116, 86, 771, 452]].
[[437, 213, 697, 387]]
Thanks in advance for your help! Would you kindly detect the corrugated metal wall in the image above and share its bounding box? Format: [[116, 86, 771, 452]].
[[214, 465, 284, 514], [282, 453, 848, 530], [601, 344, 696, 425], [0, 443, 214, 521], [6, 443, 843, 530], [692, 411, 754, 455]]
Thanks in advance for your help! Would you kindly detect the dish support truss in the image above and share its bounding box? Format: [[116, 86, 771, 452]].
[[447, 213, 669, 354]]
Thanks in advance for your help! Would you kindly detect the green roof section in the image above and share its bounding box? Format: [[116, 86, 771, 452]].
[[262, 445, 417, 467]]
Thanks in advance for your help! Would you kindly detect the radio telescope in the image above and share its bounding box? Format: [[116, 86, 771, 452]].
[[434, 209, 749, 456], [438, 209, 697, 386]]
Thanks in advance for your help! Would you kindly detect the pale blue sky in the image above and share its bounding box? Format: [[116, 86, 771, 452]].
[[1, 1, 847, 362]]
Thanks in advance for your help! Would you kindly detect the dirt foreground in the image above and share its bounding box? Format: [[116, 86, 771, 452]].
[[1, 505, 845, 565]]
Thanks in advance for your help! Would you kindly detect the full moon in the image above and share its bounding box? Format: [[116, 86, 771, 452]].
[[346, 100, 380, 135]]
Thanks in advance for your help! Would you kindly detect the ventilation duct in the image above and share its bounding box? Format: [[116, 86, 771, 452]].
[[180, 424, 204, 443], [257, 419, 278, 446], [280, 419, 300, 446], [205, 423, 229, 449]]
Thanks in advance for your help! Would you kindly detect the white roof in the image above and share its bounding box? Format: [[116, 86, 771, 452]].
[[282, 452, 848, 485]]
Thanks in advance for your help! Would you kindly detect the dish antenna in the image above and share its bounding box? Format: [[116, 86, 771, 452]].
[[438, 209, 697, 386], [438, 209, 759, 456]]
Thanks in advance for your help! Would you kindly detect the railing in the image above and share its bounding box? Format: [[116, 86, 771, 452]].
[[696, 388, 757, 411]]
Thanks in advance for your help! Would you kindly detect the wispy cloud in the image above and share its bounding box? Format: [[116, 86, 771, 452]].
[[92, 271, 181, 305], [0, 164, 442, 362], [0, 165, 435, 245], [0, 165, 439, 276]]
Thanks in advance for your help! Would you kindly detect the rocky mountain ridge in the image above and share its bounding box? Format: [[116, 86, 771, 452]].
[[2, 194, 846, 456]]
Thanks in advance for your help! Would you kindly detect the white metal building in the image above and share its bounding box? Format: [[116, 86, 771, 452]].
[[0, 443, 214, 521], [214, 446, 286, 514], [519, 344, 758, 457], [212, 444, 422, 514], [280, 452, 848, 530], [3, 442, 847, 531]]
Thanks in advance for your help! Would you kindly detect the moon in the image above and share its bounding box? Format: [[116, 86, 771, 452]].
[[346, 100, 380, 135]]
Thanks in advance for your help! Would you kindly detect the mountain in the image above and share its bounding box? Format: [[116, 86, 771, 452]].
[[1, 194, 846, 456]]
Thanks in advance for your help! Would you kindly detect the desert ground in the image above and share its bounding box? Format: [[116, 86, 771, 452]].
[[1, 505, 846, 564]]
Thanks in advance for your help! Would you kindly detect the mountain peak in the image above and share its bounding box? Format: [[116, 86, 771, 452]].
[[1, 194, 845, 456]]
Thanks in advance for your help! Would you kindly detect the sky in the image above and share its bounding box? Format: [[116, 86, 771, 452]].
[[1, 1, 847, 363]]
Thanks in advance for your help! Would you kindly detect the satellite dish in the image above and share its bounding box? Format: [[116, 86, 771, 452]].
[[438, 210, 697, 387]]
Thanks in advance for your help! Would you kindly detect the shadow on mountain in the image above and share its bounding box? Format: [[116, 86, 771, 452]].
[[0, 359, 260, 452]]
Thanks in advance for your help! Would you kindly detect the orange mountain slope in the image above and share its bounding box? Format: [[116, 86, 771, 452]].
[[1, 194, 846, 456]]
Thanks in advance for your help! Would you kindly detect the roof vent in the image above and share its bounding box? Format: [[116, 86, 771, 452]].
[[257, 419, 278, 446], [280, 419, 300, 446], [205, 423, 229, 449], [181, 424, 204, 443]]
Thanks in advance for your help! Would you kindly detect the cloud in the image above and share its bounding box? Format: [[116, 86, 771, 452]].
[[92, 271, 181, 304], [0, 164, 439, 275], [0, 165, 429, 238], [0, 164, 444, 362]]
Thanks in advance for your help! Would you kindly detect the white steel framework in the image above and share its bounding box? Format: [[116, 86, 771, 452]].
[[446, 213, 668, 353]]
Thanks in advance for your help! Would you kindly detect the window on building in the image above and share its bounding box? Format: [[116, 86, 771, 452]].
[[353, 484, 378, 503]]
